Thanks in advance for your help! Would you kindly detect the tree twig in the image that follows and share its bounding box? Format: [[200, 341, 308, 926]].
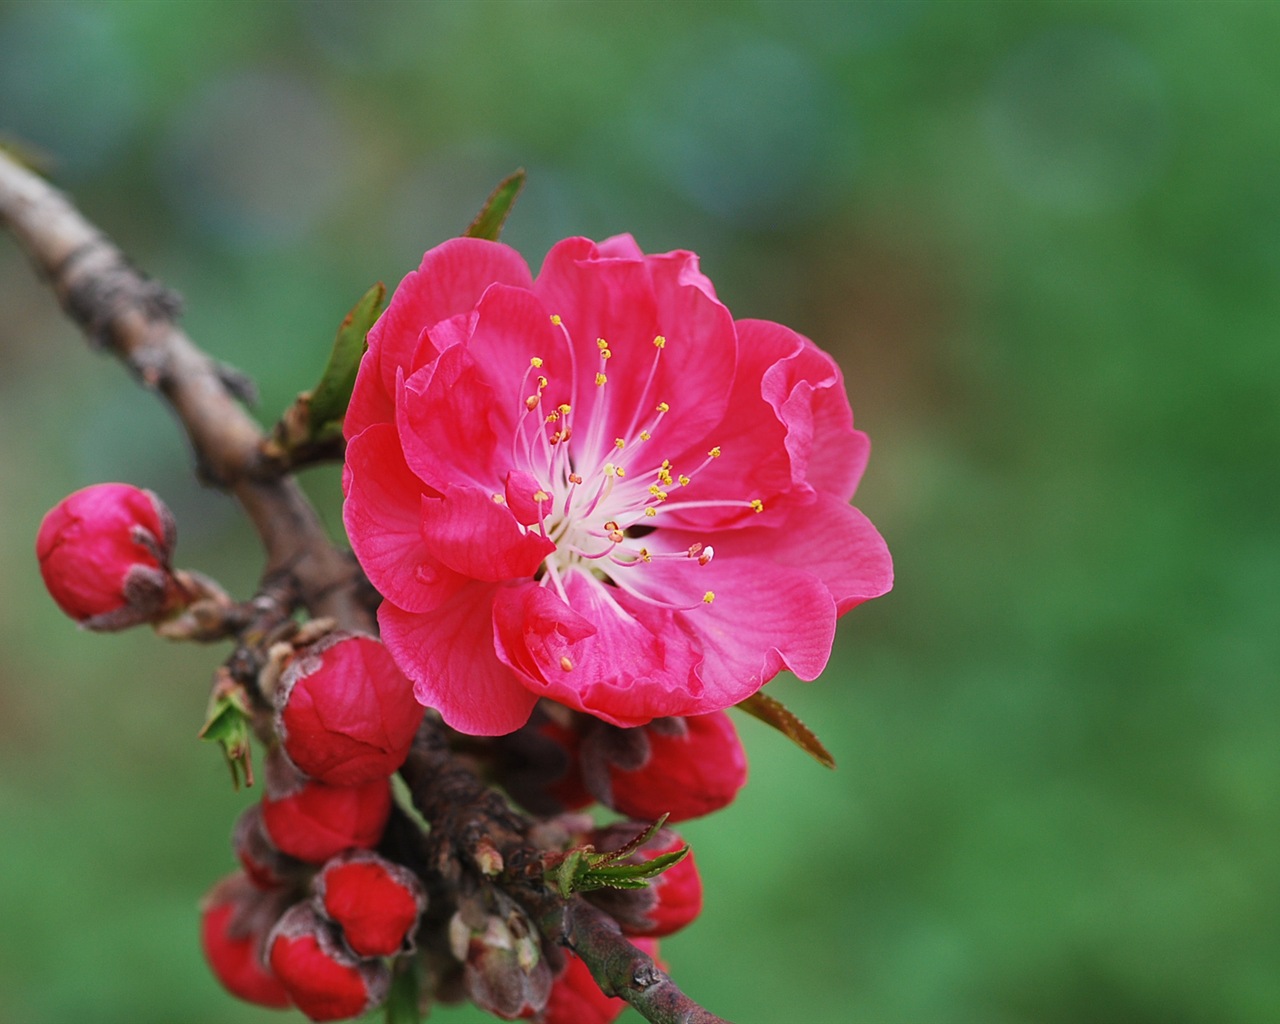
[[0, 148, 365, 628]]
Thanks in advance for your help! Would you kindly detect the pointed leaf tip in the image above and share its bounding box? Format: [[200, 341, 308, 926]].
[[736, 691, 836, 769], [464, 169, 526, 241], [308, 281, 387, 433]]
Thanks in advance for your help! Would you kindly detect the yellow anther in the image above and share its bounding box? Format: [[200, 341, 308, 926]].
[[492, 494, 506, 504], [558, 403, 571, 414], [533, 490, 549, 503], [525, 395, 540, 410], [653, 335, 666, 348], [658, 468, 673, 485], [608, 529, 624, 544], [702, 591, 716, 604], [698, 545, 715, 565], [559, 656, 573, 671], [750, 499, 764, 513], [601, 349, 612, 360], [546, 411, 560, 423], [655, 490, 668, 501], [596, 337, 609, 350], [678, 474, 690, 486], [537, 375, 548, 389], [708, 446, 722, 458], [644, 507, 656, 517], [595, 372, 608, 387], [604, 463, 617, 477], [615, 467, 626, 478], [639, 430, 651, 441], [661, 459, 671, 469], [530, 356, 544, 368], [687, 543, 703, 558], [656, 401, 670, 413], [639, 548, 652, 562], [550, 314, 562, 326], [614, 437, 626, 450], [569, 473, 583, 484]]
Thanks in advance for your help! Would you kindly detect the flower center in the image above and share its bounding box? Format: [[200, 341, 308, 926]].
[[493, 319, 763, 612]]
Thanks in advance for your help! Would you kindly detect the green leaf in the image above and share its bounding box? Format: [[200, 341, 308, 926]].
[[464, 169, 525, 241], [198, 682, 254, 789], [736, 691, 836, 769], [308, 281, 386, 433], [545, 817, 689, 896]]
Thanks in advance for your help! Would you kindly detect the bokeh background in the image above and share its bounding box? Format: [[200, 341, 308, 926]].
[[2, 2, 1278, 1022]]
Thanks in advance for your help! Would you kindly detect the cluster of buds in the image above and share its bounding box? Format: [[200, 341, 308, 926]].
[[204, 632, 427, 1021], [36, 484, 741, 1023]]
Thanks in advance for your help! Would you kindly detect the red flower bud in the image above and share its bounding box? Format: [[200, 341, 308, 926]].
[[267, 903, 390, 1022], [313, 850, 426, 958], [276, 633, 425, 786], [590, 712, 747, 823], [233, 803, 307, 891], [536, 939, 660, 1024], [35, 482, 180, 630], [200, 873, 292, 1010], [586, 826, 702, 938], [260, 750, 392, 864]]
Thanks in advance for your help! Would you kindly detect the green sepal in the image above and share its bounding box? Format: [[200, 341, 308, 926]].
[[546, 817, 688, 897], [464, 169, 525, 241], [384, 956, 422, 1024], [307, 281, 386, 433], [198, 679, 254, 789], [736, 691, 836, 769]]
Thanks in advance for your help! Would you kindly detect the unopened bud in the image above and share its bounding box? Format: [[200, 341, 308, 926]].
[[232, 803, 307, 891], [267, 903, 390, 1022], [587, 711, 747, 823], [275, 632, 424, 786], [453, 893, 552, 1020], [199, 873, 292, 1010], [35, 482, 181, 630], [260, 749, 392, 864], [312, 850, 426, 958]]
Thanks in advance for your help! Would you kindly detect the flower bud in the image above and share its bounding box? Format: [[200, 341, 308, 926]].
[[585, 826, 702, 938], [260, 749, 392, 864], [586, 712, 747, 823], [536, 939, 660, 1024], [35, 482, 180, 630], [451, 891, 552, 1020], [233, 803, 307, 891], [491, 708, 593, 816], [200, 873, 292, 1010], [276, 632, 425, 786], [267, 903, 390, 1022], [313, 850, 426, 958]]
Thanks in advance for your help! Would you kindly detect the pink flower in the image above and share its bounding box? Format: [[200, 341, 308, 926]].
[[343, 235, 892, 736], [35, 482, 180, 630]]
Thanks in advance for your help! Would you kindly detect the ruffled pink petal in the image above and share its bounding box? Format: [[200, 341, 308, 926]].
[[342, 423, 467, 614], [419, 486, 554, 582], [532, 239, 735, 473], [504, 469, 550, 527], [346, 240, 531, 440], [397, 348, 510, 492], [667, 492, 893, 616], [756, 322, 869, 502], [623, 547, 836, 708], [379, 584, 537, 735], [491, 575, 702, 728]]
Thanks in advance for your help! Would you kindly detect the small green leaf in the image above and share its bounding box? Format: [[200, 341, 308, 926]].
[[736, 691, 836, 769], [545, 818, 689, 896], [308, 281, 386, 433], [198, 681, 254, 789], [589, 814, 669, 867], [464, 170, 525, 241]]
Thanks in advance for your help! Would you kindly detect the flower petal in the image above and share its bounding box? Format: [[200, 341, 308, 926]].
[[342, 424, 467, 613], [346, 239, 532, 439], [420, 485, 554, 582], [380, 584, 537, 735], [492, 575, 702, 727]]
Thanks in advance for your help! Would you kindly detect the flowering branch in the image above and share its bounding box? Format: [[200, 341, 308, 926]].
[[0, 147, 365, 628], [2, 146, 735, 1024]]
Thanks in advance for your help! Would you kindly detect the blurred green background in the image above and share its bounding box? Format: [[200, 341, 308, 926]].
[[2, 2, 1277, 1022]]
